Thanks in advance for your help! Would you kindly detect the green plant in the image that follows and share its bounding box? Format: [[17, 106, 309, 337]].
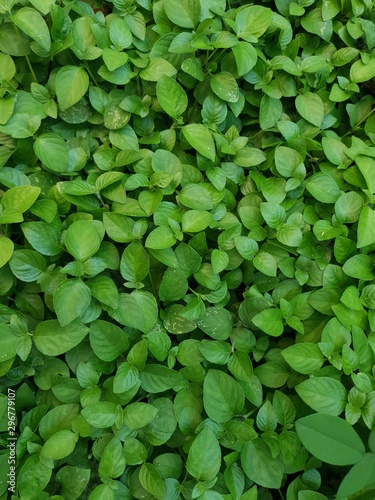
[[1, 0, 375, 498]]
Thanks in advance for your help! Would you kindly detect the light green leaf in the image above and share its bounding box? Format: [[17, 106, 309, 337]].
[[182, 210, 213, 232], [306, 173, 341, 203], [41, 430, 77, 459], [281, 343, 324, 374], [53, 279, 91, 327], [21, 222, 62, 256], [145, 226, 177, 249], [81, 402, 118, 428], [163, 0, 200, 28], [65, 220, 104, 262], [12, 7, 51, 52], [296, 92, 324, 127], [124, 403, 158, 429], [1, 185, 40, 213], [156, 74, 188, 119], [0, 236, 14, 269], [357, 206, 375, 248], [182, 124, 216, 161], [33, 320, 89, 356], [109, 291, 158, 333], [211, 72, 240, 103], [56, 66, 89, 111], [186, 427, 221, 481], [350, 59, 375, 83], [252, 309, 284, 337], [139, 463, 166, 499], [232, 42, 257, 76], [18, 456, 52, 500], [120, 241, 149, 282], [99, 437, 125, 481], [296, 377, 347, 415]]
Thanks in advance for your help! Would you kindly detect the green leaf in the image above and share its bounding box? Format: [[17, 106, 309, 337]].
[[295, 93, 324, 127], [0, 325, 17, 362], [179, 184, 213, 210], [99, 437, 125, 481], [1, 185, 40, 212], [163, 0, 200, 28], [337, 453, 375, 498], [140, 58, 177, 81], [41, 430, 77, 459], [120, 241, 149, 282], [186, 426, 221, 481], [9, 249, 46, 282], [34, 133, 70, 173], [139, 364, 184, 393], [236, 5, 273, 39], [53, 279, 91, 327], [182, 124, 216, 161], [296, 377, 347, 415], [274, 146, 303, 178], [21, 222, 62, 256], [65, 220, 104, 262], [241, 438, 284, 489], [357, 206, 375, 248], [295, 413, 365, 465], [12, 7, 51, 52], [259, 95, 283, 130], [203, 369, 245, 423], [335, 192, 363, 223], [81, 402, 118, 428], [0, 236, 14, 269], [197, 307, 233, 340], [282, 343, 324, 374], [232, 42, 257, 76], [211, 72, 240, 103], [156, 75, 188, 119], [252, 309, 284, 337], [56, 466, 91, 499], [109, 291, 158, 333], [34, 320, 89, 356], [350, 59, 375, 83], [159, 268, 188, 301], [306, 173, 341, 203], [139, 463, 166, 499], [55, 66, 89, 111], [145, 226, 177, 249], [182, 210, 213, 232], [124, 403, 158, 429], [18, 455, 52, 500]]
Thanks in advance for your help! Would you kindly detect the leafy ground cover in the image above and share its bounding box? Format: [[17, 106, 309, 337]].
[[1, 0, 375, 498]]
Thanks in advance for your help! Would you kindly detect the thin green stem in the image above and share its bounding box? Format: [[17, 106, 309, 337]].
[[13, 24, 37, 83], [279, 489, 285, 500], [84, 62, 99, 87], [25, 54, 38, 83]]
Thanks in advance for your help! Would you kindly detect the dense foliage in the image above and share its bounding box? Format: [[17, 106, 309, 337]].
[[1, 0, 375, 498]]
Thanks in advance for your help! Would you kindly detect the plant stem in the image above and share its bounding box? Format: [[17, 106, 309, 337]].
[[84, 62, 99, 87], [279, 489, 285, 500], [25, 54, 38, 83]]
